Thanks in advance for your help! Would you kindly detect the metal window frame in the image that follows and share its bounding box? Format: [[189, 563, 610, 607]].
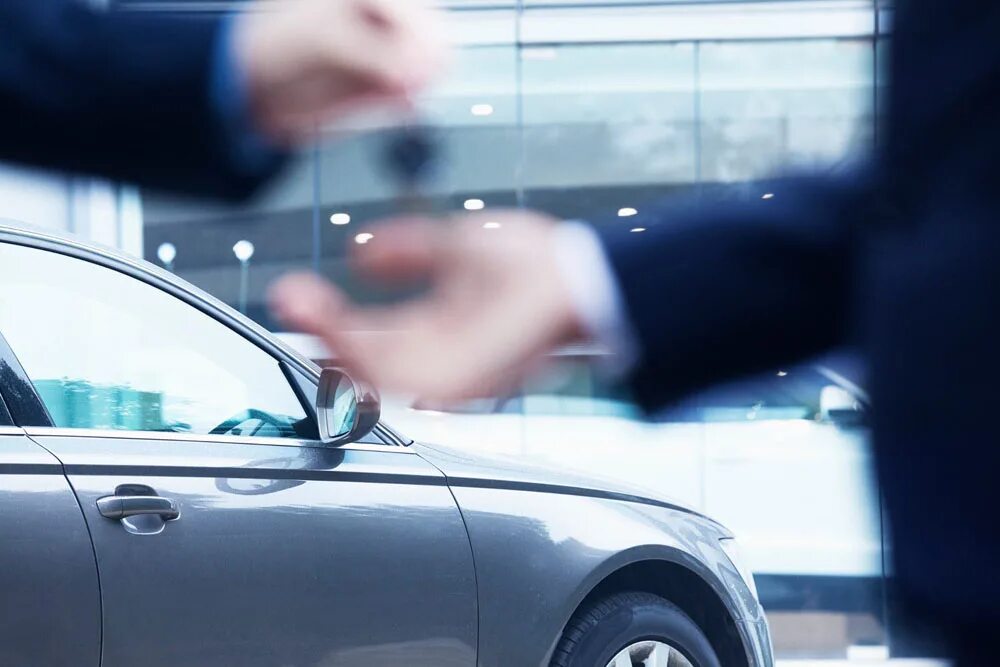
[[0, 328, 54, 427], [20, 426, 414, 454], [0, 385, 11, 427]]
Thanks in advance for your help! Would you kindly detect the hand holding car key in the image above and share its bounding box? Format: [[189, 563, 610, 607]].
[[352, 120, 442, 301], [383, 120, 440, 216]]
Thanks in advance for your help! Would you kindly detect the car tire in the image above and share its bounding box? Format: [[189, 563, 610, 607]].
[[550, 591, 722, 667]]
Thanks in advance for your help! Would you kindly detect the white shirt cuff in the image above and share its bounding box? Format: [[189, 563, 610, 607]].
[[553, 221, 639, 377]]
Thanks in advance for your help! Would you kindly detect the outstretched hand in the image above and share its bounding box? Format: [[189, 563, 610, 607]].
[[268, 211, 585, 401], [235, 0, 449, 143]]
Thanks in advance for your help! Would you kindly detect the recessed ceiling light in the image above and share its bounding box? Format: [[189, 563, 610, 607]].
[[329, 212, 351, 225], [762, 193, 775, 200], [618, 207, 638, 217], [630, 227, 646, 233], [471, 104, 494, 117], [464, 198, 485, 211], [354, 233, 374, 245], [483, 222, 501, 230]]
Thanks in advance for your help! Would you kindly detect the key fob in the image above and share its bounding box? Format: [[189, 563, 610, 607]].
[[383, 123, 440, 215]]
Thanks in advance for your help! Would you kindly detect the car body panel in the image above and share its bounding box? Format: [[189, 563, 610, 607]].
[[32, 431, 477, 667], [414, 441, 765, 666], [741, 618, 775, 667], [412, 437, 719, 523], [388, 373, 880, 581], [0, 432, 101, 667]]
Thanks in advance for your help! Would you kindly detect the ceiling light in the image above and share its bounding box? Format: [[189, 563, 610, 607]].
[[354, 232, 374, 245], [483, 222, 501, 230], [777, 370, 788, 377], [471, 103, 494, 117], [156, 242, 177, 265], [232, 240, 255, 262], [630, 227, 646, 233], [464, 198, 485, 211], [618, 207, 638, 217], [762, 193, 775, 200], [329, 212, 351, 225]]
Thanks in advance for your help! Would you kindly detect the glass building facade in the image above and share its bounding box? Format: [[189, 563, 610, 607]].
[[134, 1, 887, 327], [116, 0, 946, 661]]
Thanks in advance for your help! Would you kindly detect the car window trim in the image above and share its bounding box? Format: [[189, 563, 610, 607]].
[[0, 386, 11, 427], [21, 426, 414, 454], [278, 360, 321, 441], [0, 230, 403, 446], [0, 328, 54, 427]]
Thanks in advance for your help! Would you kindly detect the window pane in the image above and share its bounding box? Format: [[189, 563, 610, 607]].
[[0, 244, 308, 438], [520, 42, 697, 219], [699, 39, 874, 181], [142, 151, 316, 329]]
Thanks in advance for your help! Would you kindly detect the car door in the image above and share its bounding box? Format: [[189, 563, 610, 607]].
[[0, 339, 101, 667], [0, 240, 477, 667]]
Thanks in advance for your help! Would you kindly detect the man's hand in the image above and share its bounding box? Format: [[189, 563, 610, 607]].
[[234, 0, 448, 144], [268, 211, 585, 401]]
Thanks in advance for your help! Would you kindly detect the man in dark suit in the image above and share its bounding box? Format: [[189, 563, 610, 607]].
[[270, 1, 1000, 662], [0, 0, 446, 199]]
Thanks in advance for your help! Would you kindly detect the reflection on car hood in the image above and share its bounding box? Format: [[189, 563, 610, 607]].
[[411, 440, 716, 524]]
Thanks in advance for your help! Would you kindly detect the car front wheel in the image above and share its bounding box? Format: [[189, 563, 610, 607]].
[[550, 591, 722, 667]]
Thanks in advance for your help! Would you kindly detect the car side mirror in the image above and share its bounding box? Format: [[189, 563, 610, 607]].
[[316, 367, 380, 445]]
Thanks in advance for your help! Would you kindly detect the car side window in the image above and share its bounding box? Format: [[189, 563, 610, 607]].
[[0, 243, 310, 440]]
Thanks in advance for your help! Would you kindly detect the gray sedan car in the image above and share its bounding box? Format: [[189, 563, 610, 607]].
[[0, 222, 772, 667]]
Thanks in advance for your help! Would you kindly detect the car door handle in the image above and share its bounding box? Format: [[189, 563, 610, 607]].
[[97, 495, 180, 521]]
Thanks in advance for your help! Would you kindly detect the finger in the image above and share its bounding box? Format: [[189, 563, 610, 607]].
[[328, 1, 448, 95], [351, 219, 447, 283], [268, 273, 361, 365], [278, 91, 406, 141], [316, 89, 411, 126], [269, 272, 463, 397], [268, 272, 444, 377]]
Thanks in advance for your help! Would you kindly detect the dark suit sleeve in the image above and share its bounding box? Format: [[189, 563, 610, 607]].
[[594, 169, 884, 412], [0, 1, 283, 199]]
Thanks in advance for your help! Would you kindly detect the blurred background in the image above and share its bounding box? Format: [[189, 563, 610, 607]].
[[4, 0, 951, 662]]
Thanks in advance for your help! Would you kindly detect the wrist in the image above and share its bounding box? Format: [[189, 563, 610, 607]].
[[551, 221, 639, 374], [228, 11, 275, 142], [211, 12, 288, 171], [545, 229, 592, 345]]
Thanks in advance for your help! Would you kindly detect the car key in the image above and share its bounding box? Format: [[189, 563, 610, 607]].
[[383, 121, 440, 216], [372, 121, 441, 301]]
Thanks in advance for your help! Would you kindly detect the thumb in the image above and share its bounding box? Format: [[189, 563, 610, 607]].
[[268, 272, 359, 367], [330, 0, 448, 95], [352, 218, 444, 284]]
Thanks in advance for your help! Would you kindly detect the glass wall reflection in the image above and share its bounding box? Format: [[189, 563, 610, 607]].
[[124, 1, 930, 660]]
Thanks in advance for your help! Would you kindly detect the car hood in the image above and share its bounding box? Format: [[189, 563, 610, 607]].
[[411, 440, 719, 526]]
